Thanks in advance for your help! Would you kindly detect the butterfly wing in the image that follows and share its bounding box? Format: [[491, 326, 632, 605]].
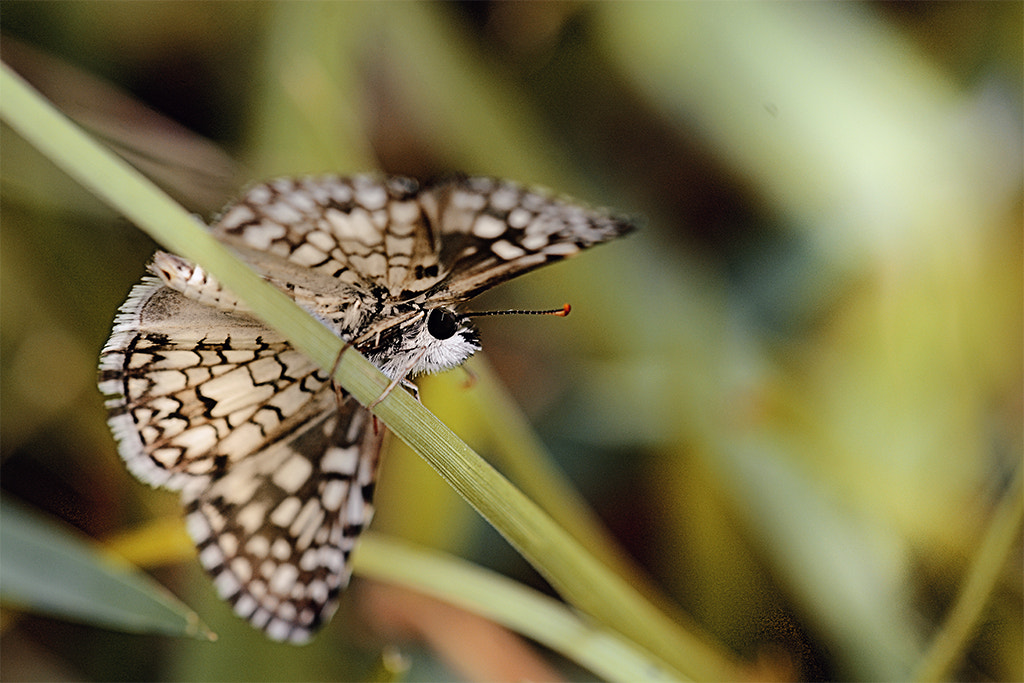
[[99, 278, 383, 641], [210, 175, 441, 296], [419, 176, 639, 302], [184, 403, 382, 644], [99, 279, 335, 488], [208, 175, 638, 305]]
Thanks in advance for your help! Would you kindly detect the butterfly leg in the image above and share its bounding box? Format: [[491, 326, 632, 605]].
[[368, 373, 419, 409], [459, 365, 478, 389], [368, 348, 427, 409], [329, 339, 358, 410]]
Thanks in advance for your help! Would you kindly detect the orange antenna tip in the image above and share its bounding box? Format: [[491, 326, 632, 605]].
[[465, 303, 573, 319]]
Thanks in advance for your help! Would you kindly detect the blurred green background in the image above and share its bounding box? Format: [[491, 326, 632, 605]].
[[1, 2, 1020, 681]]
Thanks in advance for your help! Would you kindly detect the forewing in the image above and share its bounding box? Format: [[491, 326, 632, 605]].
[[98, 279, 335, 491], [206, 174, 638, 307], [209, 175, 441, 296], [419, 176, 639, 302], [183, 402, 383, 643]]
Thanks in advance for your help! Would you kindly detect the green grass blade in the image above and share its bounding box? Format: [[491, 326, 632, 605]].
[[356, 533, 677, 683], [0, 498, 214, 640]]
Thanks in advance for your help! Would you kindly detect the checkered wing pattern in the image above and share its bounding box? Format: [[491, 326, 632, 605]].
[[99, 174, 636, 643], [211, 175, 636, 303]]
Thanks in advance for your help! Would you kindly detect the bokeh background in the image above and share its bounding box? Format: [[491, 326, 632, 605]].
[[1, 2, 1020, 681]]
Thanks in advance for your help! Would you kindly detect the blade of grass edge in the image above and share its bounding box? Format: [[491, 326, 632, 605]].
[[0, 62, 737, 681], [463, 359, 725, 640], [104, 517, 676, 682], [0, 498, 214, 640], [912, 463, 1024, 682], [355, 532, 676, 683]]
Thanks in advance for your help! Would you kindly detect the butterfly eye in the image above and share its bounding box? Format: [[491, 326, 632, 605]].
[[426, 309, 459, 340]]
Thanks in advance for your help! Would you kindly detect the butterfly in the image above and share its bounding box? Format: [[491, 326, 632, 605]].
[[98, 174, 637, 643]]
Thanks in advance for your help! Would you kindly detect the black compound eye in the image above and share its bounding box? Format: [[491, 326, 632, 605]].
[[426, 309, 458, 340]]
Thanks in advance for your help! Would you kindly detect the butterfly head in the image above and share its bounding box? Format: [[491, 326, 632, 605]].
[[362, 306, 481, 380]]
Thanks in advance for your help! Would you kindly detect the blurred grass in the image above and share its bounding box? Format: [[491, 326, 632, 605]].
[[1, 1, 1021, 681], [0, 499, 214, 640]]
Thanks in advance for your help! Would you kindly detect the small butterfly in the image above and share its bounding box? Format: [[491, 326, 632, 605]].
[[98, 174, 636, 643]]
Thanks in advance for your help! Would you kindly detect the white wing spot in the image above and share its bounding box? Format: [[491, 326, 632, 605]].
[[263, 202, 304, 225], [389, 200, 420, 226], [306, 230, 335, 252], [272, 453, 314, 493], [309, 579, 329, 605], [234, 593, 258, 618], [279, 602, 299, 622], [236, 501, 268, 535], [174, 425, 219, 456], [322, 547, 344, 573], [343, 209, 379, 244], [543, 242, 580, 256], [231, 557, 253, 582], [220, 532, 239, 556], [452, 189, 488, 211], [199, 543, 224, 569], [351, 253, 387, 279], [214, 570, 242, 598], [521, 233, 549, 250], [272, 538, 292, 561], [259, 560, 277, 580], [266, 619, 290, 642], [300, 548, 319, 571], [249, 578, 268, 599], [245, 535, 270, 558], [290, 243, 329, 267], [270, 496, 302, 527], [472, 214, 508, 239], [323, 446, 358, 475], [290, 498, 322, 538], [491, 239, 526, 260], [269, 563, 299, 596], [355, 183, 387, 210], [283, 187, 318, 213], [250, 608, 272, 629], [321, 479, 349, 512], [296, 508, 325, 550], [242, 221, 287, 250], [219, 204, 256, 230], [490, 187, 520, 211]]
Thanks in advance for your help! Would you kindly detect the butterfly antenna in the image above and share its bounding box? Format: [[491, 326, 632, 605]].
[[465, 303, 571, 318]]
